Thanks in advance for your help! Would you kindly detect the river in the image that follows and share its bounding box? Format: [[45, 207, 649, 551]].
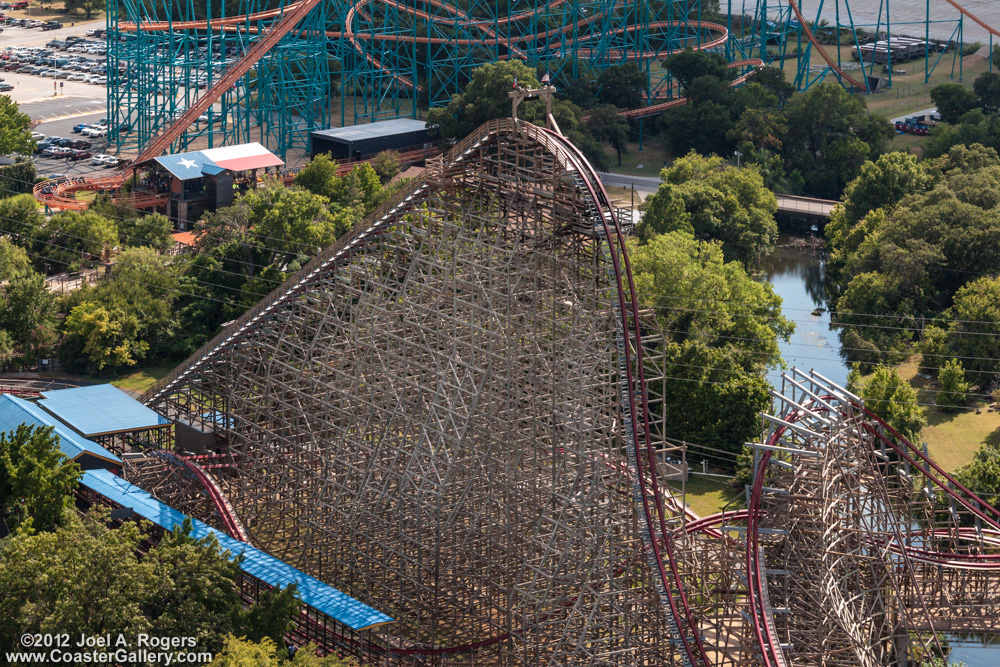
[[761, 233, 998, 666], [762, 234, 848, 390], [761, 0, 1000, 43]]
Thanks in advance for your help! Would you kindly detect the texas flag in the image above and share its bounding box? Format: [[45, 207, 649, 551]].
[[200, 142, 284, 172], [153, 142, 284, 180]]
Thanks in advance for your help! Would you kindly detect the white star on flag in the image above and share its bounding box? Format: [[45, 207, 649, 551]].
[[178, 158, 198, 169]]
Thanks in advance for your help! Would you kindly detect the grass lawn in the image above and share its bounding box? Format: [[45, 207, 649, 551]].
[[604, 139, 670, 177], [775, 44, 992, 119], [887, 355, 1000, 471], [604, 185, 646, 208], [7, 7, 104, 23], [74, 189, 97, 203], [890, 131, 928, 157], [111, 365, 171, 394], [669, 474, 739, 517]]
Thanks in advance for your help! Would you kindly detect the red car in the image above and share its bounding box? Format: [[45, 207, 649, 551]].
[[67, 150, 92, 161], [11, 2, 29, 10]]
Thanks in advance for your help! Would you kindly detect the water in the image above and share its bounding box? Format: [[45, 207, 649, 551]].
[[762, 234, 848, 389], [761, 0, 1000, 43], [947, 635, 1000, 667]]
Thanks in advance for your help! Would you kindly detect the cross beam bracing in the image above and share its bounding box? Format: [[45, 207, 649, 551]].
[[140, 120, 1000, 665]]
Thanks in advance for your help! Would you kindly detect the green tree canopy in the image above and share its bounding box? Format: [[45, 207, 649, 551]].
[[0, 425, 80, 534], [931, 83, 977, 124], [0, 97, 34, 157], [637, 152, 779, 269], [585, 104, 630, 166], [780, 83, 894, 199], [596, 62, 646, 109], [629, 231, 792, 465], [857, 365, 925, 442], [944, 275, 1000, 388], [936, 358, 969, 411], [664, 49, 732, 90], [426, 61, 539, 140]]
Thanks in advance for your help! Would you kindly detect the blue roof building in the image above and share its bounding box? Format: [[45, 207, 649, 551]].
[[38, 384, 174, 455], [0, 394, 121, 470], [81, 469, 394, 633]]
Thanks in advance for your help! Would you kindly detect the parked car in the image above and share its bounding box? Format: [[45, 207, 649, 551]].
[[67, 139, 90, 149], [30, 132, 44, 141], [90, 153, 119, 166], [67, 73, 88, 82], [71, 123, 90, 133], [67, 150, 91, 161], [43, 147, 71, 158], [41, 21, 61, 31], [54, 138, 77, 147], [81, 126, 106, 138], [0, 82, 11, 92], [11, 1, 29, 10]]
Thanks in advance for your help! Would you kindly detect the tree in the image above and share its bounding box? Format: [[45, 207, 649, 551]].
[[945, 275, 1000, 387], [60, 302, 147, 374], [0, 510, 157, 653], [835, 152, 932, 229], [937, 358, 969, 411], [0, 195, 45, 256], [745, 66, 795, 105], [426, 61, 539, 140], [0, 238, 30, 282], [973, 71, 1000, 113], [235, 583, 299, 648], [370, 150, 401, 183], [0, 425, 80, 534], [143, 518, 243, 655], [629, 231, 792, 373], [65, 0, 105, 19], [780, 83, 894, 199], [295, 153, 341, 201], [0, 270, 57, 365], [857, 365, 925, 442], [664, 48, 732, 90], [596, 62, 646, 109], [585, 105, 629, 166], [119, 212, 174, 252], [931, 83, 977, 124], [0, 97, 33, 157], [637, 152, 779, 269], [45, 210, 119, 268], [954, 445, 1000, 515], [208, 637, 358, 666]]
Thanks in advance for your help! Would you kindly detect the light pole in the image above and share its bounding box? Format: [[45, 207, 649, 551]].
[[734, 150, 743, 168]]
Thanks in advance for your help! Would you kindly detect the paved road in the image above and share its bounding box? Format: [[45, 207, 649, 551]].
[[597, 172, 661, 194]]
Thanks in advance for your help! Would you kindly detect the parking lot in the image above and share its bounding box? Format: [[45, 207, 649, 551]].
[[0, 20, 118, 178]]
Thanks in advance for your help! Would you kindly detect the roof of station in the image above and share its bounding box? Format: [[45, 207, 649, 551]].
[[312, 118, 427, 142], [38, 384, 171, 437], [81, 469, 394, 632], [0, 394, 120, 465], [153, 142, 284, 181]]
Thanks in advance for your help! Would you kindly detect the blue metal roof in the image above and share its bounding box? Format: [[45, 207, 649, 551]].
[[0, 394, 121, 465], [39, 384, 171, 437], [80, 469, 394, 632]]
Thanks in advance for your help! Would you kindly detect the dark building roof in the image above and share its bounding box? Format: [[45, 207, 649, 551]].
[[312, 118, 427, 143]]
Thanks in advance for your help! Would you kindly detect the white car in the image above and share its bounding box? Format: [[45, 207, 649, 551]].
[[81, 126, 106, 138], [91, 154, 119, 166], [67, 73, 88, 82], [31, 132, 44, 141], [88, 76, 106, 85]]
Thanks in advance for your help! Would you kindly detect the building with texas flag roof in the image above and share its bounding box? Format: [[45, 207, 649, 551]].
[[140, 142, 285, 229]]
